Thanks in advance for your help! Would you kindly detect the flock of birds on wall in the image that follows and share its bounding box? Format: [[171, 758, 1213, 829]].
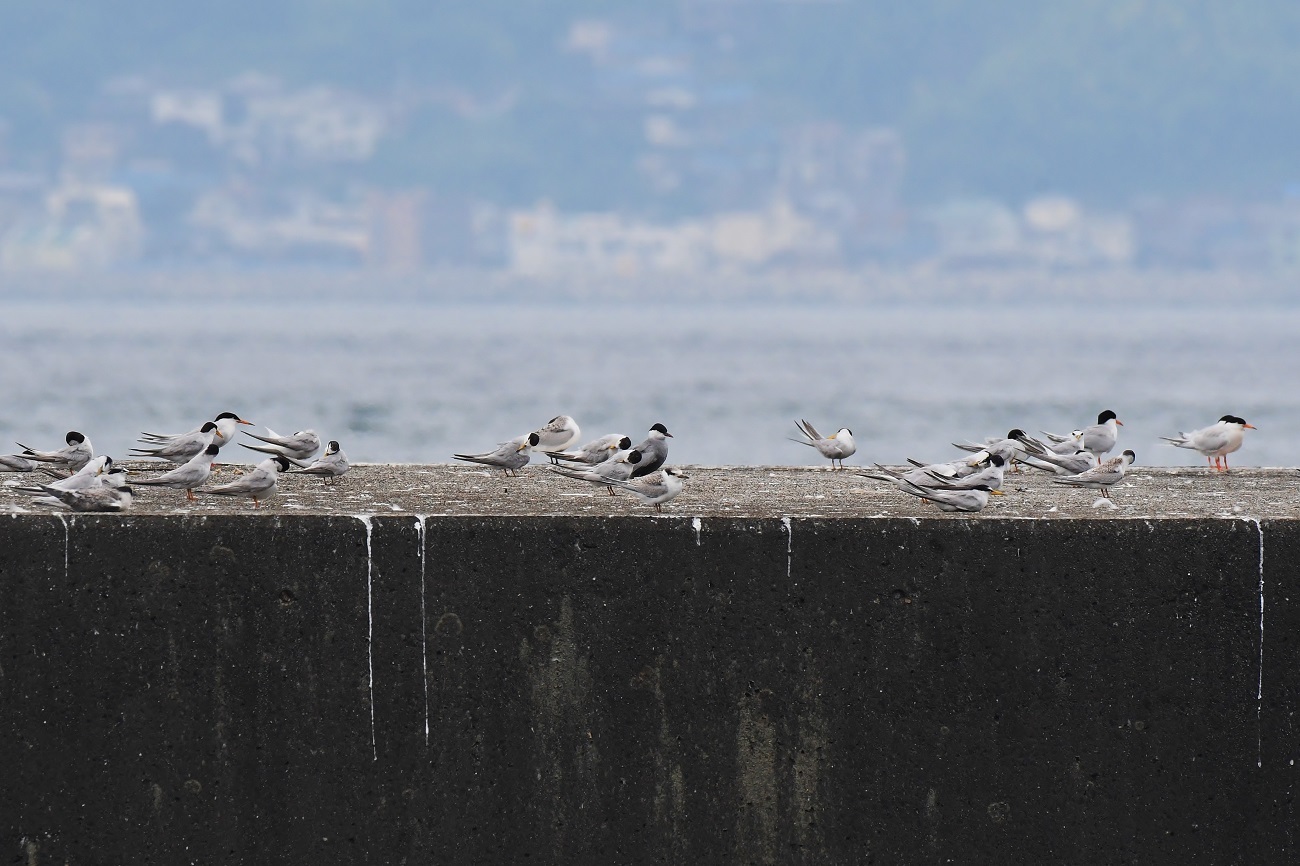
[[0, 409, 1261, 514]]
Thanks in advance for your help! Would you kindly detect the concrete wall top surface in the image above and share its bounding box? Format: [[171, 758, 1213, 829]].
[[4, 464, 1296, 519]]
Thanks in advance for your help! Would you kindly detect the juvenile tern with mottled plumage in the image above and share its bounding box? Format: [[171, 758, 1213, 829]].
[[602, 466, 689, 512], [28, 470, 133, 513], [1051, 449, 1136, 499], [533, 416, 582, 460]]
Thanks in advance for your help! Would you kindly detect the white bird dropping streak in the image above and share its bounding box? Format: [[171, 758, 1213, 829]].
[[781, 517, 792, 580], [56, 512, 69, 578], [692, 516, 701, 547], [1253, 517, 1265, 769], [415, 515, 429, 745], [356, 514, 376, 762]]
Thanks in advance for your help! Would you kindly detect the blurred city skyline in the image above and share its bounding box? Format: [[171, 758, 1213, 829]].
[[0, 1, 1297, 279]]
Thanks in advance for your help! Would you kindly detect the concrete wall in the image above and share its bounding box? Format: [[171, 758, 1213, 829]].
[[1, 514, 1295, 864]]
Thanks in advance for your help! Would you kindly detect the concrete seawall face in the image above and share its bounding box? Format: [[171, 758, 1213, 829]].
[[1, 513, 1295, 863]]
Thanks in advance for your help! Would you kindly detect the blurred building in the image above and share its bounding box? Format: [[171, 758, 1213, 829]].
[[1, 183, 143, 271]]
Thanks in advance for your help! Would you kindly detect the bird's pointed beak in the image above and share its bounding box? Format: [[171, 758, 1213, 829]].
[[1245, 424, 1257, 430], [990, 489, 1005, 496], [239, 418, 254, 425], [1116, 420, 1124, 426]]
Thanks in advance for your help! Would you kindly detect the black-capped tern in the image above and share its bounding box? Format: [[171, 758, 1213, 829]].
[[630, 423, 673, 478], [132, 443, 220, 501], [1160, 415, 1255, 472], [1051, 449, 1136, 499], [131, 421, 218, 464], [241, 427, 321, 462], [199, 456, 290, 508], [141, 412, 254, 450], [1081, 410, 1122, 465], [546, 434, 632, 466], [1012, 440, 1097, 476], [859, 468, 998, 513], [286, 440, 350, 483], [924, 454, 1006, 491], [789, 420, 856, 469], [453, 432, 540, 477], [15, 431, 94, 473], [952, 429, 1043, 469], [548, 449, 642, 495], [602, 466, 689, 512]]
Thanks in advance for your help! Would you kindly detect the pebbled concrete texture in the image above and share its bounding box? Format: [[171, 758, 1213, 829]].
[[1, 472, 1298, 864], [2, 462, 1296, 518]]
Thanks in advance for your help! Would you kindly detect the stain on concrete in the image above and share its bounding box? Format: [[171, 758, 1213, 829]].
[[520, 596, 599, 859], [734, 688, 779, 865]]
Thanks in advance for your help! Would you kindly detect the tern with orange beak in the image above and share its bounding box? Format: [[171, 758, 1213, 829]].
[[1081, 410, 1123, 464], [1160, 415, 1256, 471]]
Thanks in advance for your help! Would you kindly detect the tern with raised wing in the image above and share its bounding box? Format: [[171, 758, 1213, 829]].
[[789, 420, 855, 469]]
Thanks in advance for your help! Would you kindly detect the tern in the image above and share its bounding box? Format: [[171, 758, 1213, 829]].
[[199, 456, 290, 508], [629, 423, 673, 478], [1051, 450, 1136, 499], [533, 416, 582, 460], [788, 420, 856, 469], [0, 454, 36, 473], [241, 427, 321, 462], [1160, 415, 1255, 472], [546, 434, 632, 466], [453, 432, 540, 477], [131, 422, 218, 464], [15, 431, 94, 473], [602, 467, 689, 512], [28, 471, 133, 513], [286, 440, 350, 483], [141, 412, 254, 452], [132, 444, 221, 501], [1080, 410, 1122, 464], [548, 449, 642, 494]]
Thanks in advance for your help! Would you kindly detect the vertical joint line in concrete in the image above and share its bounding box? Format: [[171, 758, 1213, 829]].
[[357, 514, 377, 762]]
